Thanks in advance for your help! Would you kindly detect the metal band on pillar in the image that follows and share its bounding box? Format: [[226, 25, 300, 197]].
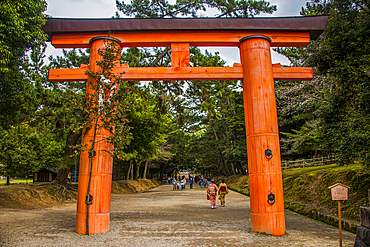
[[89, 36, 121, 44], [239, 35, 285, 236], [239, 35, 272, 43]]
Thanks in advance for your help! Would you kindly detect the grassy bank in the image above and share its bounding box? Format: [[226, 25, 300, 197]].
[[0, 179, 160, 209], [0, 178, 33, 185], [111, 179, 160, 193], [225, 163, 370, 233]]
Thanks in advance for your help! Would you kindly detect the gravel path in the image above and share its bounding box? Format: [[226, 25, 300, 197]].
[[0, 184, 356, 246]]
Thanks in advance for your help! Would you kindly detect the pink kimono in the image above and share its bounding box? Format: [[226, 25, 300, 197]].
[[207, 183, 218, 208]]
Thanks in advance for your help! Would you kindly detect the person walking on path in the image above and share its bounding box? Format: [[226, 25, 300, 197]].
[[189, 177, 194, 189], [218, 179, 229, 207], [207, 179, 218, 209], [172, 178, 177, 190], [180, 179, 185, 190], [206, 177, 211, 187]]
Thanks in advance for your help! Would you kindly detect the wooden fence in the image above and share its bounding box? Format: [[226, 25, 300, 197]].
[[281, 155, 337, 170]]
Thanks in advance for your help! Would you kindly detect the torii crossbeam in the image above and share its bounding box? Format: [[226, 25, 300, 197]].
[[43, 16, 328, 237]]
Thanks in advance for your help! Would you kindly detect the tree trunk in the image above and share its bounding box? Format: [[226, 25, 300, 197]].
[[56, 168, 70, 184], [135, 160, 142, 179], [112, 161, 119, 181], [143, 160, 148, 179], [6, 176, 10, 186], [210, 120, 230, 176], [230, 162, 236, 176], [238, 162, 246, 175], [56, 130, 82, 184], [127, 160, 132, 180], [159, 162, 166, 182], [130, 161, 134, 180]]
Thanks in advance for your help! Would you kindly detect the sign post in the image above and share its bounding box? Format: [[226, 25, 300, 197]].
[[328, 183, 350, 247]]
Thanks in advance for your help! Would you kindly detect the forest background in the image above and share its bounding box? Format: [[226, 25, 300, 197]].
[[0, 0, 370, 185]]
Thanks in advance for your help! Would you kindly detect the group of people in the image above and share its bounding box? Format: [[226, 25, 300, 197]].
[[194, 175, 210, 188], [168, 175, 230, 209], [206, 178, 229, 209], [170, 176, 194, 190]]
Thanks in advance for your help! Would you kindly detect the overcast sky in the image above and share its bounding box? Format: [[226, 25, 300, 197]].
[[44, 0, 309, 65]]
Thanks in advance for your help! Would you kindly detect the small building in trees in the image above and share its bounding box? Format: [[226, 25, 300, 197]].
[[33, 167, 57, 182]]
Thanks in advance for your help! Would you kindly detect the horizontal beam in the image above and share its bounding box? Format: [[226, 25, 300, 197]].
[[272, 66, 313, 81], [48, 67, 88, 82], [117, 66, 243, 81], [51, 30, 311, 48], [48, 64, 313, 82]]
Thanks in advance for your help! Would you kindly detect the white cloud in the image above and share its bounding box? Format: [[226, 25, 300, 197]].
[[45, 0, 116, 18], [262, 0, 307, 17]]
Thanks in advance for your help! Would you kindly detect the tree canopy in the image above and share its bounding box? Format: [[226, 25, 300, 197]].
[[0, 0, 47, 128], [275, 0, 370, 168], [115, 0, 276, 18]]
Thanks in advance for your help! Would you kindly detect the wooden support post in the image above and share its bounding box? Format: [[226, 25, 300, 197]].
[[328, 183, 349, 247], [171, 43, 190, 68], [338, 200, 342, 247], [239, 35, 285, 236], [75, 36, 121, 235]]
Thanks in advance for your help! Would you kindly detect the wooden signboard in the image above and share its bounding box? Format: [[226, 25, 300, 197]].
[[328, 183, 350, 201], [328, 183, 350, 247]]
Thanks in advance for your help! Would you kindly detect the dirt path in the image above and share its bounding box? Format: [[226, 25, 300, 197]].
[[0, 184, 356, 246]]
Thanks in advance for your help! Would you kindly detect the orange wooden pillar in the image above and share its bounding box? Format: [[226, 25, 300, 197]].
[[76, 37, 121, 235], [239, 35, 285, 236]]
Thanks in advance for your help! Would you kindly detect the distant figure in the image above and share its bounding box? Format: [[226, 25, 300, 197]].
[[189, 177, 194, 189], [218, 179, 229, 207], [180, 179, 185, 190], [172, 178, 177, 190], [207, 179, 218, 209], [201, 176, 206, 188]]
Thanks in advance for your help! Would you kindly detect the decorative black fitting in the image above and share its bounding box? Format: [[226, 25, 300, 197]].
[[89, 36, 121, 44], [268, 192, 275, 205], [88, 150, 96, 158], [85, 193, 93, 205], [239, 35, 272, 43], [265, 149, 273, 160]]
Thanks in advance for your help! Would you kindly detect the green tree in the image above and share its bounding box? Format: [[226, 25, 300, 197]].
[[299, 0, 370, 167], [0, 123, 62, 185], [115, 0, 277, 177], [116, 86, 171, 180], [275, 0, 370, 169], [0, 0, 47, 128], [316, 0, 370, 167]]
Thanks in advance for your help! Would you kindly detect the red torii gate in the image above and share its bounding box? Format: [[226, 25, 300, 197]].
[[43, 16, 328, 237]]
